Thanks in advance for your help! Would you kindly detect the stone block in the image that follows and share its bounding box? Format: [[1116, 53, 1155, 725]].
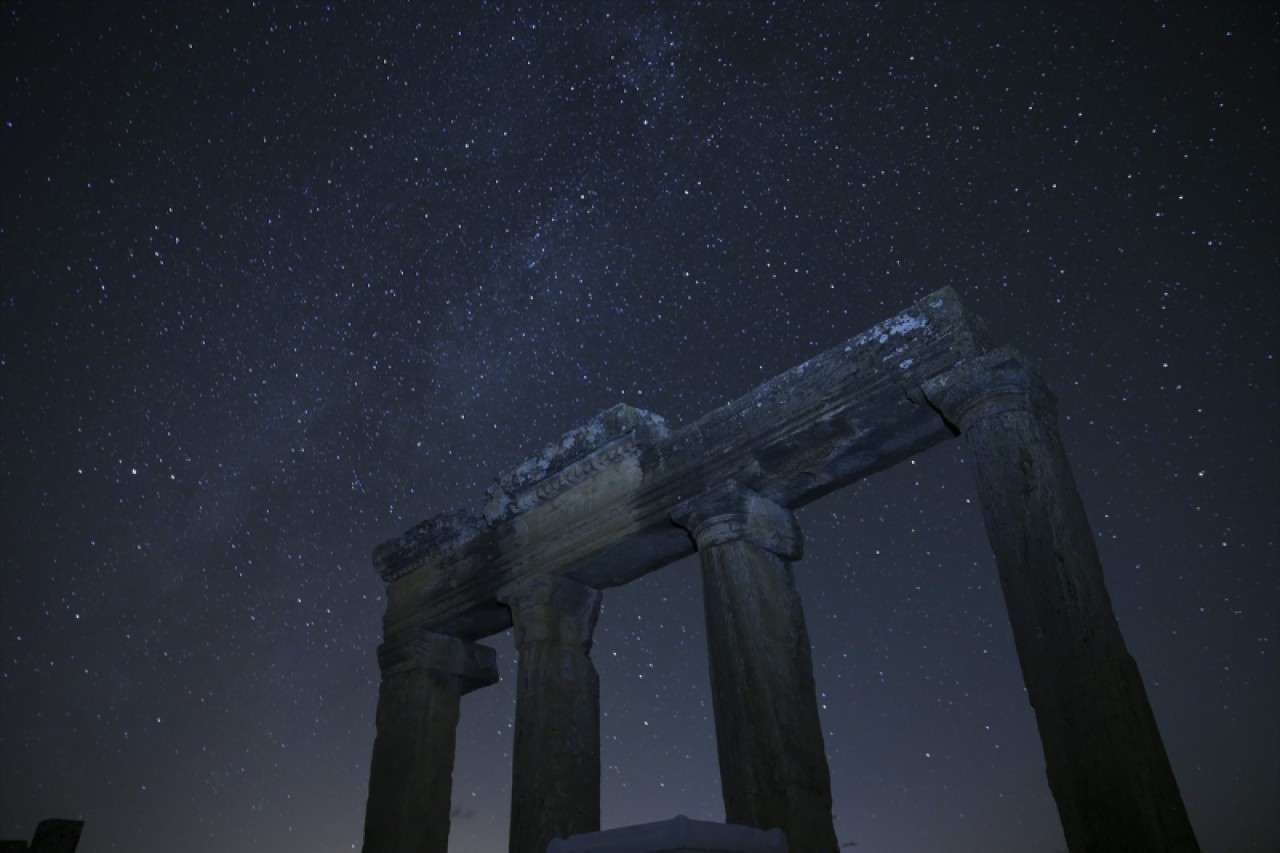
[[546, 815, 787, 853]]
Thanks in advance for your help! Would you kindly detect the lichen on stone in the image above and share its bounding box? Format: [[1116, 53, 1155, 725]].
[[481, 404, 670, 523], [374, 506, 488, 580]]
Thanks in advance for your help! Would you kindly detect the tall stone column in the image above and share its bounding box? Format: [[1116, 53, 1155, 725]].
[[922, 348, 1200, 853], [363, 630, 498, 853], [499, 576, 604, 853], [672, 482, 839, 853]]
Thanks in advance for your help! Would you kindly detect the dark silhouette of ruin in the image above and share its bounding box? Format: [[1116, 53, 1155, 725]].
[[361, 289, 1201, 853], [0, 820, 84, 853]]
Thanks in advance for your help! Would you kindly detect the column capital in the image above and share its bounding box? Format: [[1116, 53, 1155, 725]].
[[671, 481, 802, 561], [498, 574, 602, 651], [920, 346, 1057, 433], [376, 629, 497, 695]]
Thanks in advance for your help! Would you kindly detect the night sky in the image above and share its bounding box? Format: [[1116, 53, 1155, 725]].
[[2, 2, 1276, 851]]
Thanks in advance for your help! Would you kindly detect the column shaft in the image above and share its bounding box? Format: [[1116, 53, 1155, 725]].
[[675, 483, 839, 853], [503, 576, 603, 853], [363, 632, 497, 853], [925, 350, 1199, 853]]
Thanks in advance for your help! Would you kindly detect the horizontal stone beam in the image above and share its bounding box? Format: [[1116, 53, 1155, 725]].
[[375, 287, 993, 645]]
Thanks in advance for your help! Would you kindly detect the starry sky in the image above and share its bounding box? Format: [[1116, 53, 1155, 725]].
[[1, 2, 1276, 851]]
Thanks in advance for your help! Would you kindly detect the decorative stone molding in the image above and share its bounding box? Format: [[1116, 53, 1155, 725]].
[[376, 629, 497, 694], [498, 575, 602, 651], [373, 507, 488, 583], [919, 346, 1056, 433], [671, 481, 802, 560], [485, 404, 670, 524]]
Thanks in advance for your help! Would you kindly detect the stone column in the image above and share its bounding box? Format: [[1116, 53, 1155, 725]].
[[922, 348, 1200, 853], [672, 482, 839, 853], [362, 631, 497, 853], [499, 576, 604, 853]]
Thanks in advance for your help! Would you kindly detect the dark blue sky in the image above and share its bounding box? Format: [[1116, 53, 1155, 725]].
[[2, 2, 1276, 851]]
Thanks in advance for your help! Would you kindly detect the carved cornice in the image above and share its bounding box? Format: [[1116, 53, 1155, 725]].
[[484, 404, 669, 525], [372, 406, 669, 581], [485, 430, 644, 525], [373, 507, 488, 583]]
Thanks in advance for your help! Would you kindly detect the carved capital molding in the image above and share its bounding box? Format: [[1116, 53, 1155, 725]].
[[377, 629, 498, 695], [671, 481, 803, 561], [919, 346, 1057, 434], [498, 575, 603, 652]]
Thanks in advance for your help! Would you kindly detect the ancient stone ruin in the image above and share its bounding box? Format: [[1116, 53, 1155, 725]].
[[362, 288, 1201, 853], [0, 819, 84, 853]]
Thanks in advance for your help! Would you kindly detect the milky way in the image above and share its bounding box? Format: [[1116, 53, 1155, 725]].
[[2, 3, 1276, 851]]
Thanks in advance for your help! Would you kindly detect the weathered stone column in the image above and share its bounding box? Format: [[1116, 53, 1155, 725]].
[[672, 482, 839, 853], [499, 576, 603, 853], [362, 631, 498, 853], [922, 348, 1200, 853]]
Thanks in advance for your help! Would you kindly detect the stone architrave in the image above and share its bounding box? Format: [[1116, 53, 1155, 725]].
[[921, 348, 1200, 853], [499, 575, 604, 853], [672, 482, 839, 853], [362, 631, 497, 853]]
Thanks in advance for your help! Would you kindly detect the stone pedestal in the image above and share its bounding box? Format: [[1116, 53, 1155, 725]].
[[923, 349, 1200, 853], [672, 483, 838, 853], [362, 632, 497, 853], [500, 576, 604, 853]]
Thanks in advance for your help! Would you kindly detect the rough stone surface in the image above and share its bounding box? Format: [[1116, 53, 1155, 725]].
[[485, 404, 671, 525], [671, 481, 802, 559], [673, 485, 838, 853], [363, 633, 498, 853], [377, 628, 499, 686], [546, 815, 788, 853], [922, 348, 1200, 853], [377, 287, 992, 643], [500, 576, 604, 853], [374, 507, 489, 583], [364, 291, 1198, 853]]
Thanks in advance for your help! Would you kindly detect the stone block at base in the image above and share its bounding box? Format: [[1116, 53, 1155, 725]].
[[546, 814, 787, 853]]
